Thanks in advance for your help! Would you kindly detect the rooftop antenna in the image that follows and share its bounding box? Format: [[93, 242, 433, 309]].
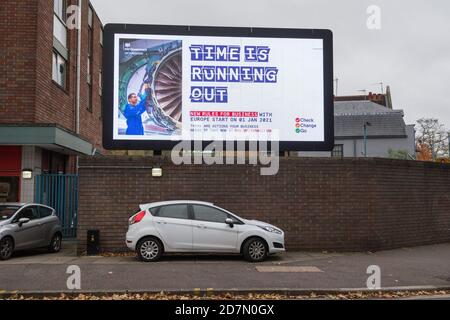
[[371, 81, 384, 94], [357, 89, 367, 98]]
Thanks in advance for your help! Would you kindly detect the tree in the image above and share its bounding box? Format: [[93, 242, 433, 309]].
[[415, 142, 432, 161], [415, 118, 449, 161], [388, 149, 411, 160]]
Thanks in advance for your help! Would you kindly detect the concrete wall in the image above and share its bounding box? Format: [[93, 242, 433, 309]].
[[20, 146, 42, 203], [340, 136, 415, 158], [77, 156, 450, 253]]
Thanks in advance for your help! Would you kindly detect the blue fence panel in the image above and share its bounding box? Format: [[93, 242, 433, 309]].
[[35, 174, 78, 238]]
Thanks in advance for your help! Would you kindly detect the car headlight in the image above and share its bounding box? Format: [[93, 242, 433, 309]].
[[258, 226, 282, 234]]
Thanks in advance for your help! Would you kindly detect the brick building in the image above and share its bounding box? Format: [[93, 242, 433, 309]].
[[0, 0, 103, 202]]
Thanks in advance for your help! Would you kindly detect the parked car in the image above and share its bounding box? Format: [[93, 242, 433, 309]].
[[126, 201, 285, 262], [0, 203, 63, 260]]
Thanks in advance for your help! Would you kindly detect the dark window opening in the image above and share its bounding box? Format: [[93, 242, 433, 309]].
[[0, 177, 20, 202]]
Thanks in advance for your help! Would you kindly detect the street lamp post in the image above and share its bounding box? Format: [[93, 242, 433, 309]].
[[363, 121, 372, 157], [448, 132, 450, 158]]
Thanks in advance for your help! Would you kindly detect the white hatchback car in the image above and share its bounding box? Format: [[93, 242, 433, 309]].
[[126, 201, 285, 262]]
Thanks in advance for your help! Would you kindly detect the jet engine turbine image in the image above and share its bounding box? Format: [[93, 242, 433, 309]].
[[118, 39, 182, 136], [153, 50, 182, 123]]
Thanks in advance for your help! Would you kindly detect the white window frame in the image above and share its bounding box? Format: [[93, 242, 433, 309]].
[[53, 0, 67, 48], [52, 51, 67, 89]]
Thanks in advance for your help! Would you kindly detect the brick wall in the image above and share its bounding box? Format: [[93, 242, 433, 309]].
[[77, 157, 450, 253], [75, 0, 103, 150], [0, 0, 103, 152], [0, 0, 38, 123]]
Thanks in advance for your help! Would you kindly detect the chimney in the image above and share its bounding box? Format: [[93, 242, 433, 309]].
[[386, 86, 393, 109]]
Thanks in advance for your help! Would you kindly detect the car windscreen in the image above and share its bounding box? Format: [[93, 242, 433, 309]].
[[0, 206, 20, 221]]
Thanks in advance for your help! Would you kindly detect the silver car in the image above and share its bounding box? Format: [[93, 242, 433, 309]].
[[0, 203, 62, 260]]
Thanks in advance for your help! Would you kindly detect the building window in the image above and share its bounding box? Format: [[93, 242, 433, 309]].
[[53, 0, 68, 90], [52, 51, 67, 88], [99, 69, 103, 118], [99, 94, 103, 120], [99, 69, 102, 94], [331, 144, 344, 158], [100, 27, 103, 46], [87, 83, 93, 112], [53, 0, 67, 48], [53, 0, 66, 20], [87, 5, 94, 112]]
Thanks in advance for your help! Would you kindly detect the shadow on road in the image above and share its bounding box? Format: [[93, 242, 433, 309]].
[[128, 253, 284, 263]]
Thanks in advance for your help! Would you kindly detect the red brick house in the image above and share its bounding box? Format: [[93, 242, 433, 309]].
[[0, 0, 103, 203]]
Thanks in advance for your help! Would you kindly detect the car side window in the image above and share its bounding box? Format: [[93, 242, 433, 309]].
[[192, 205, 230, 223], [16, 207, 40, 221], [148, 207, 159, 216], [38, 206, 53, 218], [155, 205, 189, 220]]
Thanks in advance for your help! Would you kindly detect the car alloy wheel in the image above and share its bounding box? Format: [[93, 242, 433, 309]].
[[138, 238, 162, 262], [0, 237, 13, 260], [49, 234, 62, 253], [244, 238, 268, 262]]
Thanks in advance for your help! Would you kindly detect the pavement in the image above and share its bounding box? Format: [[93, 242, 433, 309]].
[[0, 242, 450, 294]]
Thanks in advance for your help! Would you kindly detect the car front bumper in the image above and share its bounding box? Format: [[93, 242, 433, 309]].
[[267, 232, 286, 254]]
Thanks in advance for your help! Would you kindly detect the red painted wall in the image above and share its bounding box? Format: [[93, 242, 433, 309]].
[[0, 146, 22, 202], [0, 146, 22, 176]]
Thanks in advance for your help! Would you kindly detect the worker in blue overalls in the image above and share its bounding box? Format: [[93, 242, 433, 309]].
[[124, 84, 149, 135]]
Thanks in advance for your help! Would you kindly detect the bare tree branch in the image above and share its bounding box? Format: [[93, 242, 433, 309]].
[[415, 118, 449, 160]]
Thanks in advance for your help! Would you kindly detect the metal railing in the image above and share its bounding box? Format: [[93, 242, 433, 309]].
[[35, 174, 78, 238]]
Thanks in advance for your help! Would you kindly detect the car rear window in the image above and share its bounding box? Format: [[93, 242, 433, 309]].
[[153, 204, 188, 220], [0, 206, 19, 221]]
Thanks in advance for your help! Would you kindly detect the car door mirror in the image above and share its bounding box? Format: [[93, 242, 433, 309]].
[[225, 218, 234, 228], [18, 217, 30, 227]]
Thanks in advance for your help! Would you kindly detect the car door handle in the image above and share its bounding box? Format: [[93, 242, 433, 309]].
[[196, 224, 207, 229], [156, 221, 167, 224]]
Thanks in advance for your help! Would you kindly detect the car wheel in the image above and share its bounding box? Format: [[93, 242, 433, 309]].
[[137, 237, 163, 262], [0, 237, 14, 261], [48, 233, 62, 253], [243, 237, 268, 262]]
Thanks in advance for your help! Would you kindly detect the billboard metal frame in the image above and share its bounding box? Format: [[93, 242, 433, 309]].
[[103, 24, 334, 151]]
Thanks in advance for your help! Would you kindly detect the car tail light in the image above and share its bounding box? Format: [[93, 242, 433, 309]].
[[130, 211, 146, 225]]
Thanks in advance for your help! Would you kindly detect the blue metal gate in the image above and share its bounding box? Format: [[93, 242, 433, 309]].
[[35, 174, 78, 238]]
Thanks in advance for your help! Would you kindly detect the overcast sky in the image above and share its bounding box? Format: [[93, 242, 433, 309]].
[[91, 0, 450, 129]]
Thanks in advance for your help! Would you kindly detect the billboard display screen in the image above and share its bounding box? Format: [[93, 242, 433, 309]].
[[103, 24, 334, 151]]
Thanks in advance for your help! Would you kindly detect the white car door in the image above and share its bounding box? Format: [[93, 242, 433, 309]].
[[152, 204, 193, 251], [191, 204, 239, 252]]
